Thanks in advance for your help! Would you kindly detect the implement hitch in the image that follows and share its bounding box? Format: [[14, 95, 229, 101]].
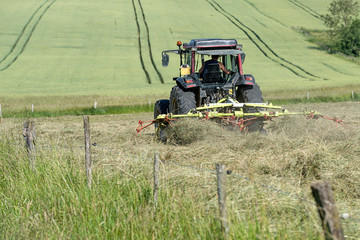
[[137, 96, 325, 134]]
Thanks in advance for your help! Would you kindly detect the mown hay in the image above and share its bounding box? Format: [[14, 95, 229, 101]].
[[165, 118, 226, 145]]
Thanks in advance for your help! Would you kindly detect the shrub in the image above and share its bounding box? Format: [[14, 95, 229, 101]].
[[336, 19, 360, 56], [322, 0, 360, 56]]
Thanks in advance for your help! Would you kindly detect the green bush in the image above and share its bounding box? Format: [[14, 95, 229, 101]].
[[336, 19, 360, 56], [322, 0, 360, 56]]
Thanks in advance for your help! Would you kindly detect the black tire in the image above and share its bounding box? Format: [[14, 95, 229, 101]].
[[236, 83, 265, 132], [154, 99, 170, 142], [169, 86, 196, 114], [154, 99, 170, 119]]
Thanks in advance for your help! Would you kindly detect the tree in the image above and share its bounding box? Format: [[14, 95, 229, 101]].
[[322, 0, 360, 56], [337, 19, 360, 56], [322, 0, 359, 33]]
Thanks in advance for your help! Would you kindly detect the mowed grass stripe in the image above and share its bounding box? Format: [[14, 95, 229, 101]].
[[287, 0, 321, 19], [131, 0, 151, 84], [209, 0, 324, 81], [243, 0, 288, 28], [0, 1, 47, 64], [321, 62, 356, 76], [137, 0, 164, 84], [0, 0, 357, 98], [0, 0, 55, 71], [206, 0, 309, 79]]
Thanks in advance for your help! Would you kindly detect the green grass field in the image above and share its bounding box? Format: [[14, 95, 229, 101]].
[[0, 0, 359, 110], [1, 1, 360, 238]]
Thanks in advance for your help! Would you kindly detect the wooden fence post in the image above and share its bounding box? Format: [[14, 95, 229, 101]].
[[216, 163, 229, 238], [83, 116, 92, 189], [23, 121, 36, 169], [311, 182, 344, 240], [153, 152, 160, 208]]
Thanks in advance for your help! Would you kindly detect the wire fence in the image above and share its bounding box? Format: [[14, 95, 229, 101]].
[[27, 140, 360, 225], [1, 134, 360, 225], [1, 119, 360, 240], [2, 136, 360, 225]]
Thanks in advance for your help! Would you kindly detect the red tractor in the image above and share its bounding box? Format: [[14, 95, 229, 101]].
[[154, 38, 265, 141]]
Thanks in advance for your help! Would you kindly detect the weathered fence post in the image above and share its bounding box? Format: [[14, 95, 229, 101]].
[[83, 116, 92, 189], [153, 152, 160, 208], [94, 101, 97, 109], [311, 182, 344, 240], [352, 91, 354, 99], [23, 121, 36, 169], [216, 163, 229, 238], [307, 92, 310, 100]]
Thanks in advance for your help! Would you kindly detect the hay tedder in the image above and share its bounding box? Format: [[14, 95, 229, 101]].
[[136, 39, 334, 141]]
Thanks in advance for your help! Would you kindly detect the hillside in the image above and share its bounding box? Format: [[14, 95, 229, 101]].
[[1, 1, 360, 237], [0, 0, 359, 105]]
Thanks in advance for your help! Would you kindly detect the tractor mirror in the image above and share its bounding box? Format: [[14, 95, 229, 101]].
[[240, 52, 246, 64], [162, 53, 169, 67]]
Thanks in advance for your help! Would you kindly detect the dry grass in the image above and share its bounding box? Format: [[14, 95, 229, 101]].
[[1, 101, 359, 237]]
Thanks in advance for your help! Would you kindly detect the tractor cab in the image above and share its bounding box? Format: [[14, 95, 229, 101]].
[[181, 39, 245, 81], [162, 39, 253, 91], [162, 39, 245, 79], [161, 38, 260, 113]]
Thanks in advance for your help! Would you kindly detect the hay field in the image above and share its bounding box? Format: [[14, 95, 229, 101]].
[[1, 1, 360, 237], [0, 0, 359, 109], [1, 102, 359, 238]]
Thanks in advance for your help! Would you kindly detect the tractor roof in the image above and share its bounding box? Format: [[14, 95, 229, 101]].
[[183, 38, 238, 49], [197, 49, 244, 56]]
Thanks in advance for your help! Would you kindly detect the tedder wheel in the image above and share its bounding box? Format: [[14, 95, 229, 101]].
[[169, 86, 196, 114], [236, 83, 265, 132], [154, 99, 170, 142]]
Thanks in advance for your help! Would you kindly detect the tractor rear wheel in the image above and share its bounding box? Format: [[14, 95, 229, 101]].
[[154, 99, 170, 142], [236, 83, 265, 132], [169, 86, 196, 114]]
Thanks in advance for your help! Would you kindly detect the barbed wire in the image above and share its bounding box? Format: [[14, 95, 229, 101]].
[[342, 216, 360, 223], [1, 139, 360, 224], [89, 144, 320, 205], [92, 143, 360, 224], [39, 144, 83, 150], [0, 139, 23, 146], [230, 172, 316, 205]]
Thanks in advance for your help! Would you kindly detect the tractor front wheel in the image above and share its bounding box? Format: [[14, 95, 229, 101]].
[[154, 99, 170, 142], [236, 83, 265, 133]]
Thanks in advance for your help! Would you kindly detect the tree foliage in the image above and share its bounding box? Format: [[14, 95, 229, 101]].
[[322, 0, 360, 56], [322, 0, 359, 31], [336, 19, 360, 56]]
